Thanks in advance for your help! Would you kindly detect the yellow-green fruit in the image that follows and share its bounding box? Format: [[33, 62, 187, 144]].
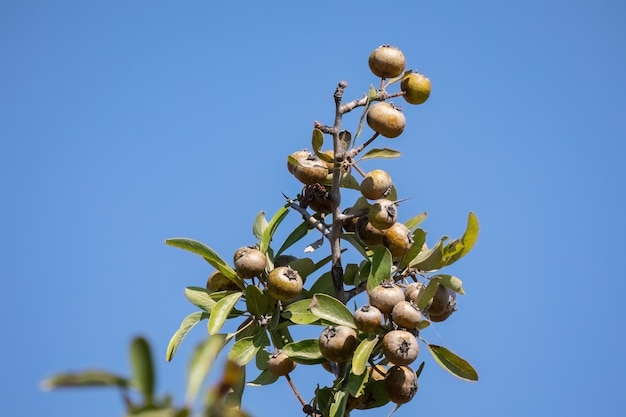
[[267, 266, 303, 301], [267, 350, 296, 376], [360, 169, 393, 200], [368, 199, 398, 231], [288, 151, 329, 185], [367, 102, 406, 138], [356, 216, 385, 247], [401, 73, 431, 105], [368, 45, 406, 79], [206, 271, 240, 292], [384, 365, 418, 404], [383, 222, 414, 258]]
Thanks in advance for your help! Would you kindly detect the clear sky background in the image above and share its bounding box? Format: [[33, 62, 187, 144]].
[[2, 1, 625, 416]]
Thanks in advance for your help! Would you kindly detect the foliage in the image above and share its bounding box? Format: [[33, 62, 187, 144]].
[[43, 44, 479, 417]]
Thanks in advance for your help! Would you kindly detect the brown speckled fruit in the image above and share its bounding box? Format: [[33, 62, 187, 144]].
[[233, 246, 266, 279], [383, 222, 414, 258], [367, 102, 406, 139], [428, 285, 456, 317], [401, 72, 431, 105], [368, 45, 406, 79], [354, 305, 382, 333], [356, 216, 385, 247], [319, 325, 358, 362], [360, 169, 393, 200], [368, 281, 405, 315], [391, 301, 422, 330], [267, 350, 296, 376], [384, 365, 418, 404], [267, 266, 303, 301], [382, 329, 419, 366], [368, 199, 398, 231], [288, 151, 329, 185]]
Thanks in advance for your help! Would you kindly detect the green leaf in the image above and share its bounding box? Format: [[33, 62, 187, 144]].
[[312, 129, 331, 162], [352, 335, 379, 376], [260, 205, 290, 254], [166, 311, 209, 362], [366, 247, 393, 292], [208, 292, 243, 335], [184, 287, 216, 312], [426, 344, 479, 382], [340, 172, 361, 191], [444, 212, 479, 266], [165, 238, 242, 288], [41, 370, 130, 390], [411, 237, 446, 271], [289, 257, 315, 281], [228, 332, 269, 366], [282, 299, 320, 324], [253, 211, 268, 241], [185, 334, 228, 404], [360, 148, 401, 160], [355, 87, 376, 140], [347, 370, 368, 398], [282, 339, 323, 361], [247, 369, 279, 386], [307, 271, 335, 297], [128, 407, 179, 417], [343, 263, 360, 286], [276, 220, 311, 256], [399, 228, 427, 269], [417, 277, 441, 311], [224, 363, 246, 410], [309, 294, 356, 328], [352, 380, 390, 410], [245, 285, 269, 316], [130, 337, 155, 404], [404, 212, 428, 231], [329, 388, 348, 417], [435, 274, 465, 295]]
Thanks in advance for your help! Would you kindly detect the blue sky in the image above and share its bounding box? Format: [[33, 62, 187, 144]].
[[2, 1, 625, 416]]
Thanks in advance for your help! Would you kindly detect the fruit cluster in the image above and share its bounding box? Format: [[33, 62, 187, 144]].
[[165, 44, 478, 417]]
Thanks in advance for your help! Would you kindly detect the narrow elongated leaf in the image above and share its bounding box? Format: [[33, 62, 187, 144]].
[[282, 339, 323, 360], [312, 129, 333, 163], [444, 212, 480, 266], [417, 277, 441, 310], [308, 294, 356, 328], [404, 212, 428, 231], [329, 386, 348, 417], [185, 334, 228, 404], [355, 87, 377, 140], [340, 172, 361, 191], [435, 274, 465, 295], [427, 344, 479, 381], [411, 237, 446, 271], [247, 369, 279, 386], [352, 335, 379, 376], [252, 212, 268, 241], [360, 148, 401, 160], [245, 285, 268, 316], [208, 292, 243, 335], [366, 247, 393, 292], [41, 370, 130, 390], [260, 205, 290, 254], [130, 337, 155, 404], [276, 220, 311, 256], [184, 287, 216, 312], [166, 311, 209, 362], [283, 299, 320, 324]]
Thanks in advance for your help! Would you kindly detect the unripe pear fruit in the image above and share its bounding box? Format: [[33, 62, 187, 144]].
[[360, 169, 393, 200], [384, 365, 418, 404], [401, 72, 431, 105], [233, 246, 266, 279], [319, 325, 358, 362], [368, 199, 398, 231], [288, 151, 329, 185], [391, 300, 422, 330], [353, 305, 382, 333], [267, 350, 296, 376], [368, 45, 406, 79], [367, 102, 406, 138], [267, 266, 303, 301], [383, 222, 414, 258], [405, 282, 432, 310], [368, 281, 405, 315], [355, 216, 385, 247], [206, 270, 241, 292]]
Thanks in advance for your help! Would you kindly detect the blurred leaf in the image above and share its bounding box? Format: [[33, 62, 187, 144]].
[[276, 220, 311, 256], [309, 293, 356, 328], [352, 335, 379, 376], [184, 287, 216, 312], [443, 212, 479, 266], [252, 212, 268, 241], [417, 277, 441, 310], [343, 263, 359, 286], [255, 349, 271, 371], [399, 228, 426, 269], [260, 205, 290, 254], [282, 339, 323, 361], [340, 172, 361, 191], [426, 344, 479, 382], [435, 274, 465, 295], [404, 212, 428, 231], [228, 331, 269, 366], [208, 292, 243, 335], [41, 370, 130, 390], [307, 271, 335, 297], [247, 369, 279, 386], [411, 236, 446, 272], [185, 334, 228, 404], [245, 285, 269, 316], [329, 387, 348, 417], [166, 311, 209, 362], [366, 247, 393, 292], [130, 337, 155, 404], [127, 407, 179, 417], [165, 238, 243, 288], [283, 299, 320, 325], [360, 148, 401, 160], [224, 363, 246, 410]]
